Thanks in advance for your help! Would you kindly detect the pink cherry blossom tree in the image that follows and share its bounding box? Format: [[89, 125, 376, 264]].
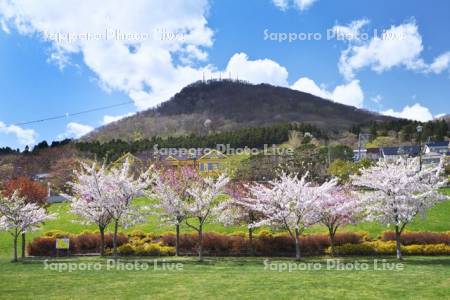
[[217, 181, 262, 255], [316, 185, 359, 256], [151, 166, 201, 256], [69, 187, 112, 256], [0, 191, 55, 262], [69, 159, 153, 257], [352, 157, 448, 260], [244, 172, 337, 260], [186, 173, 230, 261]]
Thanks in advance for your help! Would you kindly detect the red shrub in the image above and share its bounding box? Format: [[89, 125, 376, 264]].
[[27, 237, 56, 256], [75, 233, 100, 253], [382, 231, 450, 245], [103, 233, 128, 248], [159, 231, 363, 257], [28, 232, 129, 256], [27, 236, 77, 256]]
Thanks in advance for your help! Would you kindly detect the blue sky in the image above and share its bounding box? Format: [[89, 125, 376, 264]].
[[0, 0, 449, 149]]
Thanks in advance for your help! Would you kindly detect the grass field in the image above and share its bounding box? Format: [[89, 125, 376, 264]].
[[0, 256, 450, 299], [0, 188, 449, 299]]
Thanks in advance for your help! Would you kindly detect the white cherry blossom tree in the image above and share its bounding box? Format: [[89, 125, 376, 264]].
[[186, 174, 230, 261], [243, 172, 337, 260], [316, 185, 360, 256], [151, 167, 201, 256], [217, 181, 262, 255], [69, 159, 153, 257], [0, 191, 55, 262], [352, 157, 448, 259]]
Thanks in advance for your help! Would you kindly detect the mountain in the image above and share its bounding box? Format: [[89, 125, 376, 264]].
[[436, 114, 450, 123], [85, 80, 396, 142]]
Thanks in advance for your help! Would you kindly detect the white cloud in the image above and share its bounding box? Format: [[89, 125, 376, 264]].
[[338, 20, 425, 80], [102, 113, 135, 125], [331, 19, 370, 42], [337, 19, 450, 80], [271, 0, 317, 11], [272, 0, 289, 10], [225, 52, 289, 86], [371, 95, 382, 104], [0, 121, 37, 145], [428, 52, 450, 74], [294, 0, 317, 11], [291, 77, 364, 108], [381, 103, 433, 122], [59, 122, 94, 139], [0, 0, 214, 110], [434, 113, 447, 119]]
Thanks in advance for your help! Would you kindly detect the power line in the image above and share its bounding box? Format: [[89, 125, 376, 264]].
[[12, 101, 134, 126]]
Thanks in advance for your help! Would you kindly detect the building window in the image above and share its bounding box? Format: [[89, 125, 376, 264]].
[[200, 163, 204, 171]]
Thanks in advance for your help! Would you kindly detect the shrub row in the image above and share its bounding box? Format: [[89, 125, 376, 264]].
[[382, 231, 450, 245], [159, 231, 363, 256], [28, 231, 128, 256], [118, 242, 175, 256], [29, 230, 450, 257], [329, 241, 450, 256]]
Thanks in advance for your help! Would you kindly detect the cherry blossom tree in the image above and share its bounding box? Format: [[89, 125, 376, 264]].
[[3, 176, 48, 259], [244, 172, 337, 260], [151, 166, 201, 256], [316, 185, 359, 256], [69, 159, 153, 257], [186, 174, 230, 261], [0, 191, 55, 262], [217, 181, 262, 255], [70, 196, 112, 256], [352, 157, 448, 260]]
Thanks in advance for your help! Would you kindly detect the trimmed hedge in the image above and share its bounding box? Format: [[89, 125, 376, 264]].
[[382, 231, 450, 245], [329, 241, 450, 256], [160, 231, 363, 256], [28, 230, 450, 257], [28, 231, 128, 256]]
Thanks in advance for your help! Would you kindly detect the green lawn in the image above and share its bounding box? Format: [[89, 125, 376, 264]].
[[0, 256, 450, 299], [0, 188, 449, 299]]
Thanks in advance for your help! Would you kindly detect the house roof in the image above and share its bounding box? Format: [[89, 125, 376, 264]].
[[426, 141, 449, 148], [199, 149, 227, 160], [381, 146, 420, 156], [161, 149, 227, 161], [366, 148, 380, 154]]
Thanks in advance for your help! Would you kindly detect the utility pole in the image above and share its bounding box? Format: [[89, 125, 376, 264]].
[[357, 133, 371, 162], [417, 125, 423, 171]]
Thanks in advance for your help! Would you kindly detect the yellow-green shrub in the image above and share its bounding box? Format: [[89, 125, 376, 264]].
[[257, 230, 273, 239], [44, 230, 70, 238], [372, 240, 396, 254], [117, 244, 134, 256], [228, 231, 247, 238], [129, 230, 146, 239], [329, 241, 450, 256], [326, 242, 376, 256], [403, 244, 450, 255]]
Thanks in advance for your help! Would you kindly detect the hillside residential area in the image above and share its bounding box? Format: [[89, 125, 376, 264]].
[[1, 1, 450, 299]]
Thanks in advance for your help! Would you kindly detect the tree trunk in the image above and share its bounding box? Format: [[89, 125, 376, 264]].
[[13, 233, 18, 263], [294, 228, 301, 261], [328, 227, 335, 256], [21, 232, 26, 259], [175, 224, 180, 256], [113, 220, 119, 257], [198, 225, 203, 262], [248, 227, 254, 256], [99, 227, 105, 256], [395, 225, 403, 260]]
